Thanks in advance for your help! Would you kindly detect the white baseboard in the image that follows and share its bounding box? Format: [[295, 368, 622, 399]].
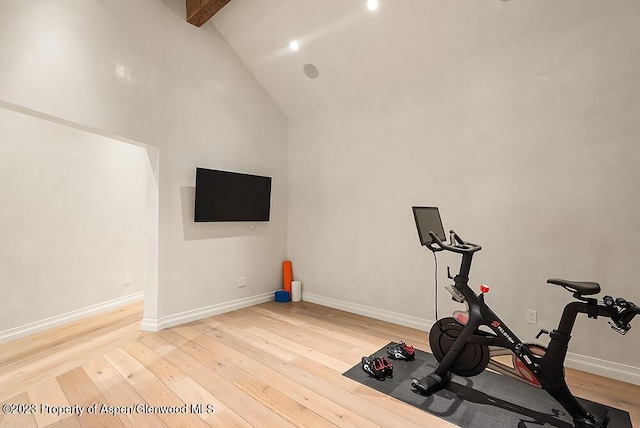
[[141, 291, 276, 332], [566, 352, 640, 386], [0, 292, 144, 345], [302, 292, 640, 386], [302, 292, 433, 332]]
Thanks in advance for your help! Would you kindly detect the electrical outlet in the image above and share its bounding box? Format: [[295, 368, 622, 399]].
[[124, 274, 131, 286], [238, 276, 247, 288], [332, 277, 338, 287], [527, 309, 537, 324]]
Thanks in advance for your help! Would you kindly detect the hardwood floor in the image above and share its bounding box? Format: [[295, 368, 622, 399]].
[[0, 300, 638, 427]]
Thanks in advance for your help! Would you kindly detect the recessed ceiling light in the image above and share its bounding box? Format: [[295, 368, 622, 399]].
[[367, 0, 378, 11], [289, 40, 299, 51]]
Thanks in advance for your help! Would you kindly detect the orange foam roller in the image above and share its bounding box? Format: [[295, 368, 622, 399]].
[[283, 260, 293, 294]]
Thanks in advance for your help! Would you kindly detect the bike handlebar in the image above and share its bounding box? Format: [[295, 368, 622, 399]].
[[423, 223, 639, 335], [608, 301, 640, 334], [616, 301, 640, 324], [427, 229, 482, 254]]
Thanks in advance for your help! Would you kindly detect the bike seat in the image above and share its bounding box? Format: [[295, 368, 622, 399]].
[[547, 278, 600, 296]]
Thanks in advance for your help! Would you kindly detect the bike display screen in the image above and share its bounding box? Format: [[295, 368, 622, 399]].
[[412, 206, 446, 246]]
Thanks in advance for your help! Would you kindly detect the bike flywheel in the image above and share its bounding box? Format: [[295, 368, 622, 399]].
[[429, 317, 490, 377]]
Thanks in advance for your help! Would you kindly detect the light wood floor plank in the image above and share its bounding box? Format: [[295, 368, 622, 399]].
[[25, 377, 70, 427], [0, 300, 638, 427], [204, 408, 254, 427], [0, 301, 143, 404], [0, 392, 37, 428], [243, 326, 354, 373], [194, 319, 454, 427], [140, 331, 297, 427], [0, 303, 142, 370], [239, 307, 366, 363], [43, 416, 81, 428], [103, 348, 209, 427], [82, 357, 166, 428], [175, 325, 379, 428], [56, 367, 123, 428], [158, 330, 334, 427], [121, 340, 231, 421]]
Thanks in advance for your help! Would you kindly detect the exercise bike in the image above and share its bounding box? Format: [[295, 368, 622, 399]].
[[410, 206, 639, 428]]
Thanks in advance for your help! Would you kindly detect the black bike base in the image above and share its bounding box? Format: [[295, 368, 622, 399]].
[[343, 343, 632, 428]]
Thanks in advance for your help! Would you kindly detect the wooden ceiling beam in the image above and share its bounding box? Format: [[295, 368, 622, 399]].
[[186, 0, 231, 27]]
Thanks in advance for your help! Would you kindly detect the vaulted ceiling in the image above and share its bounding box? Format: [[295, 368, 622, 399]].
[[189, 0, 626, 116]]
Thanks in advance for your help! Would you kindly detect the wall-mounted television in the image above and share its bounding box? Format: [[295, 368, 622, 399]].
[[194, 168, 272, 222]]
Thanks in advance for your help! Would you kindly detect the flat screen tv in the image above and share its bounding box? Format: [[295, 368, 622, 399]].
[[194, 168, 272, 222]]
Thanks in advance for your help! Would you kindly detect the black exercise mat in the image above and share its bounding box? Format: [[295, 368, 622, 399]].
[[344, 343, 632, 427]]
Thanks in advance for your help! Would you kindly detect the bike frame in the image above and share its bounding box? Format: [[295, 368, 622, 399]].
[[435, 250, 620, 425]]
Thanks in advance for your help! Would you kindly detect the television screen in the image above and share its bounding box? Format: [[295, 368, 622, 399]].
[[195, 168, 272, 222]]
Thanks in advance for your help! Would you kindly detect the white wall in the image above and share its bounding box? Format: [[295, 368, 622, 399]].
[[0, 0, 287, 330], [287, 2, 640, 375], [0, 106, 157, 339], [1, 0, 637, 383]]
